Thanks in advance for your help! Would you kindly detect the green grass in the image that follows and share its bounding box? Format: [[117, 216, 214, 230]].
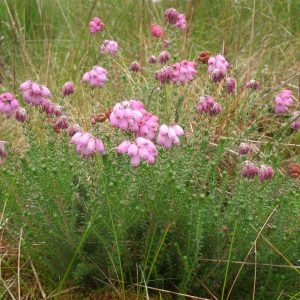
[[0, 0, 300, 299]]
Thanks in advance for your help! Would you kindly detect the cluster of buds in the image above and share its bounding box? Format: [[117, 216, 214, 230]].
[[246, 79, 260, 90], [225, 77, 236, 95], [157, 124, 184, 149], [41, 98, 63, 116], [290, 111, 300, 131], [54, 115, 69, 130], [71, 131, 105, 157], [158, 51, 170, 64], [0, 92, 20, 117], [150, 24, 164, 38], [274, 89, 293, 114], [100, 40, 118, 56], [62, 81, 75, 97], [109, 100, 159, 140], [164, 8, 186, 29], [208, 54, 229, 82], [196, 95, 222, 116], [130, 61, 141, 72], [89, 17, 105, 33], [82, 66, 108, 87], [241, 161, 274, 181], [197, 51, 210, 64], [148, 55, 157, 64], [117, 137, 158, 166], [15, 108, 27, 122], [20, 81, 51, 106], [238, 143, 253, 156]]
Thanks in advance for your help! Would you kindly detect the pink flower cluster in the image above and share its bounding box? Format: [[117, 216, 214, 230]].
[[0, 141, 7, 158], [159, 51, 170, 64], [82, 66, 108, 87], [41, 98, 63, 116], [241, 161, 274, 181], [246, 79, 260, 90], [208, 54, 229, 82], [172, 60, 197, 84], [239, 143, 253, 156], [117, 137, 158, 166], [291, 111, 300, 131], [62, 81, 75, 96], [100, 40, 118, 56], [20, 81, 51, 106], [55, 115, 69, 130], [157, 124, 184, 149], [109, 100, 159, 140], [150, 24, 164, 38], [274, 89, 293, 114], [225, 77, 236, 94], [89, 17, 105, 33], [69, 124, 82, 137], [71, 131, 105, 157], [155, 66, 173, 84], [196, 96, 222, 116], [0, 93, 19, 117], [165, 8, 186, 29]]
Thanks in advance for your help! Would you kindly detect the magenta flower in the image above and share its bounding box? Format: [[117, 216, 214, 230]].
[[158, 51, 170, 64], [290, 111, 300, 131], [238, 143, 253, 156], [117, 137, 158, 167], [89, 17, 105, 33], [69, 124, 82, 137], [225, 77, 236, 94], [100, 40, 118, 56], [62, 81, 75, 97], [155, 66, 173, 84], [208, 54, 229, 82], [241, 161, 259, 179], [20, 81, 51, 106], [258, 164, 274, 181], [172, 60, 197, 84], [82, 66, 108, 87], [175, 14, 186, 29], [71, 131, 105, 157], [0, 92, 19, 117], [165, 8, 186, 29], [196, 95, 222, 116], [150, 24, 164, 38], [246, 79, 260, 90], [148, 55, 157, 64], [130, 61, 141, 72], [15, 108, 27, 123], [157, 124, 184, 149], [0, 141, 7, 158], [109, 100, 159, 140], [274, 89, 293, 114]]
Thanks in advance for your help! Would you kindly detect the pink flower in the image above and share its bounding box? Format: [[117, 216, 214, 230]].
[[225, 77, 236, 94], [15, 108, 27, 122], [100, 40, 118, 56], [155, 66, 173, 84], [241, 161, 259, 179], [82, 66, 108, 87], [157, 124, 184, 149], [149, 55, 157, 64], [165, 8, 179, 24], [109, 100, 159, 140], [175, 13, 186, 29], [246, 79, 260, 90], [158, 51, 170, 64], [69, 124, 82, 137], [150, 24, 164, 38], [172, 60, 197, 84], [54, 115, 69, 130], [71, 131, 105, 157], [208, 54, 229, 82], [258, 164, 274, 181], [0, 92, 19, 117], [196, 95, 222, 116], [290, 111, 300, 131], [41, 98, 63, 116], [117, 137, 158, 167], [20, 81, 51, 106], [238, 143, 253, 156], [62, 81, 75, 97], [89, 17, 105, 33], [0, 141, 7, 158], [274, 89, 293, 114], [130, 61, 140, 72]]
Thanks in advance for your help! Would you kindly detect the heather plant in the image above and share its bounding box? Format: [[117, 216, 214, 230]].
[[0, 0, 300, 299]]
